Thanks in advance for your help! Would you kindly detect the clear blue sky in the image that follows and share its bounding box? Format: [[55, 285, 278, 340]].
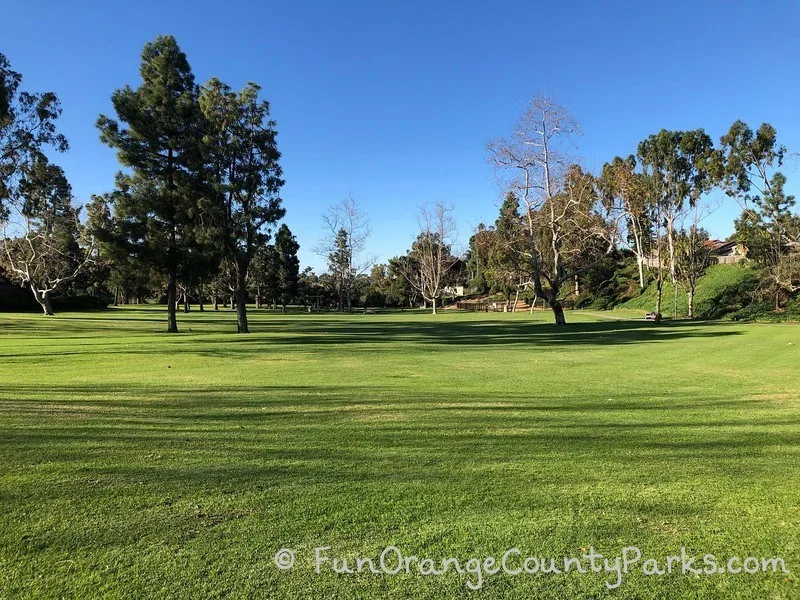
[[4, 0, 799, 271]]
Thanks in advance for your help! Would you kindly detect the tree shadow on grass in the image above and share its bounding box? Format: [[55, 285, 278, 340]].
[[0, 317, 744, 358], [1, 383, 794, 571], [0, 385, 791, 466]]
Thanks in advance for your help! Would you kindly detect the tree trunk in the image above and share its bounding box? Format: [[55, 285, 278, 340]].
[[198, 286, 204, 312], [235, 269, 249, 334], [550, 298, 567, 325], [282, 303, 287, 313], [431, 297, 437, 315], [183, 290, 190, 313], [166, 269, 178, 333], [43, 292, 54, 316], [654, 216, 664, 319], [637, 255, 645, 289], [31, 287, 54, 316], [213, 296, 219, 311], [666, 217, 678, 319], [687, 288, 695, 319], [655, 276, 663, 317], [629, 216, 646, 289], [673, 283, 679, 320], [654, 239, 664, 318]]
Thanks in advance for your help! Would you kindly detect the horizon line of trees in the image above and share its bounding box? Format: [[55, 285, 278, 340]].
[[2, 43, 798, 328]]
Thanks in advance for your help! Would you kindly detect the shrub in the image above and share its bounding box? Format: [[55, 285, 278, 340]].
[[729, 295, 800, 322], [52, 294, 110, 311]]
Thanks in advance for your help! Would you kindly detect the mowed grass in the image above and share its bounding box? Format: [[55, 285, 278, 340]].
[[0, 306, 798, 599]]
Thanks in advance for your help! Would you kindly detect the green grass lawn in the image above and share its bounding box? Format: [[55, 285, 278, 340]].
[[0, 306, 798, 598]]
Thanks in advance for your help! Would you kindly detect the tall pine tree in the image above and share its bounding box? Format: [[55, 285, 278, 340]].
[[97, 36, 208, 333], [274, 224, 300, 311]]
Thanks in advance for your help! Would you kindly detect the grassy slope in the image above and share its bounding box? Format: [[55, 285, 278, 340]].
[[0, 307, 798, 599], [619, 264, 760, 318], [729, 295, 800, 323]]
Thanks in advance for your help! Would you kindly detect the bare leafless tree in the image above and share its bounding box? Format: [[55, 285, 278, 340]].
[[315, 194, 374, 311], [598, 156, 657, 289], [402, 202, 458, 314], [488, 95, 619, 325], [2, 206, 93, 315], [675, 202, 717, 318]]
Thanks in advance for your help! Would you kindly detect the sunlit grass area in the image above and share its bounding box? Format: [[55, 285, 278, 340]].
[[0, 306, 798, 598]]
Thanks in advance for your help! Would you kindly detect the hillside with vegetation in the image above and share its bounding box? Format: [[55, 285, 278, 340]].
[[619, 263, 761, 319]]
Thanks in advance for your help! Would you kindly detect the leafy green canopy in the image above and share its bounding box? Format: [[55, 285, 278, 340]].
[[0, 52, 68, 216]]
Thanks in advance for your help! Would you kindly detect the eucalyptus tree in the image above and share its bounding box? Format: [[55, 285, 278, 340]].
[[674, 220, 712, 319], [0, 52, 68, 216], [488, 96, 618, 325], [720, 121, 798, 308], [719, 121, 785, 209], [97, 35, 209, 333], [199, 77, 284, 333], [637, 129, 719, 318], [598, 156, 656, 289]]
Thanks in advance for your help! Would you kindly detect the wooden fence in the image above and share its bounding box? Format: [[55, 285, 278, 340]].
[[455, 298, 575, 312]]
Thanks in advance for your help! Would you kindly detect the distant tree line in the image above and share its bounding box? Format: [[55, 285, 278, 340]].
[[2, 45, 798, 328]]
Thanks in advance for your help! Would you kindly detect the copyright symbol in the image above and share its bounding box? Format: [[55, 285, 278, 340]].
[[274, 548, 295, 570]]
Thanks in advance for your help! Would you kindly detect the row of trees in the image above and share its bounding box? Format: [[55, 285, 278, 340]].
[[469, 96, 799, 324], [312, 101, 798, 324], [2, 37, 449, 324], [313, 196, 462, 314], [2, 46, 797, 327], [92, 36, 293, 333]]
